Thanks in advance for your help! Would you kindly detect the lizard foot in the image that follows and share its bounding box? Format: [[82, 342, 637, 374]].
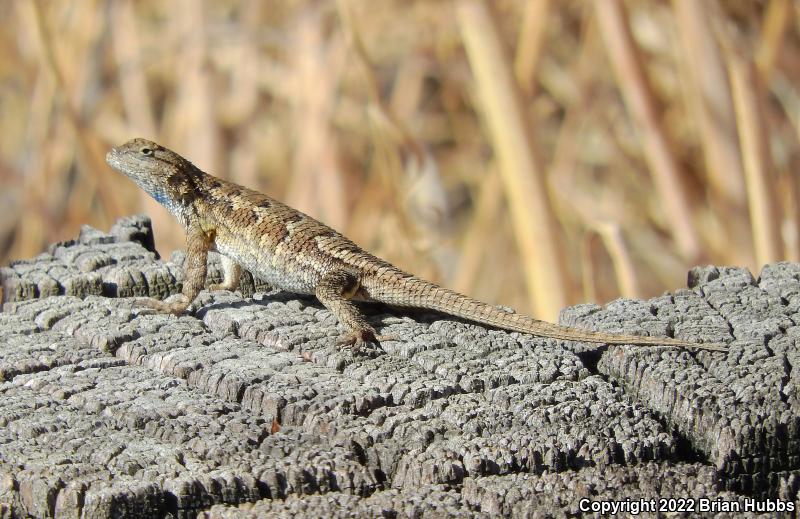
[[128, 295, 189, 316], [336, 329, 397, 352]]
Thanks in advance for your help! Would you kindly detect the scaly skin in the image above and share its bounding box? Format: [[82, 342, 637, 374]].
[[106, 138, 727, 352]]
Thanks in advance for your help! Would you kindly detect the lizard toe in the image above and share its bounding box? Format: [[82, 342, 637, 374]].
[[336, 328, 384, 352], [128, 297, 167, 315], [128, 295, 189, 316]]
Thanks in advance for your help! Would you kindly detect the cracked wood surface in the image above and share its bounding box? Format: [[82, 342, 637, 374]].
[[0, 215, 796, 518]]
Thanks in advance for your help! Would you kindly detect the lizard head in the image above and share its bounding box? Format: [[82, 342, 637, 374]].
[[106, 138, 199, 218]]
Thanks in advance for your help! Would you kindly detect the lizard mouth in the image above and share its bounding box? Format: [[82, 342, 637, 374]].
[[105, 147, 122, 170]]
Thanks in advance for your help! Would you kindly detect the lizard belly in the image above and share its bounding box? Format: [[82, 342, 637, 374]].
[[214, 239, 317, 295]]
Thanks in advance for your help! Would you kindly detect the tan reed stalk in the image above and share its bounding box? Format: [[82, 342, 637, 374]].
[[672, 0, 746, 207], [514, 0, 552, 96], [729, 55, 783, 265], [594, 0, 701, 261], [456, 0, 569, 320]]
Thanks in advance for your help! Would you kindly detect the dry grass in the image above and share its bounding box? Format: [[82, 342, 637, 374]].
[[1, 0, 798, 319]]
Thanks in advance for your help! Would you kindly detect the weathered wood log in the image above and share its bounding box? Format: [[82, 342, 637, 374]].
[[0, 216, 796, 517]]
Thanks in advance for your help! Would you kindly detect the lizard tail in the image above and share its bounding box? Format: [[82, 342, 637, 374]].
[[367, 274, 727, 352]]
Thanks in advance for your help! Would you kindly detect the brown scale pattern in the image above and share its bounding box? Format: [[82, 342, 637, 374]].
[[105, 138, 728, 352]]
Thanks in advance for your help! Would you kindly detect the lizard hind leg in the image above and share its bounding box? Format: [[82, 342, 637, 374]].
[[315, 269, 393, 350], [208, 255, 242, 292]]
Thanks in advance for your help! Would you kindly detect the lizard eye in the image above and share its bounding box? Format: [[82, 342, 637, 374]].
[[140, 147, 153, 156]]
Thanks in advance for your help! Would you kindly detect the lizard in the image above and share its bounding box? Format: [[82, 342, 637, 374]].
[[106, 138, 727, 352]]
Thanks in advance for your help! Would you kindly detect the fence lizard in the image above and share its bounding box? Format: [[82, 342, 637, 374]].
[[106, 138, 726, 352]]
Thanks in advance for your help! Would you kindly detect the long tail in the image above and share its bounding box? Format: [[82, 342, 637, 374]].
[[367, 274, 727, 352]]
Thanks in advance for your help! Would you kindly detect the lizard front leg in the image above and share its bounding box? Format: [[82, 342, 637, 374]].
[[131, 222, 211, 315], [315, 269, 390, 349]]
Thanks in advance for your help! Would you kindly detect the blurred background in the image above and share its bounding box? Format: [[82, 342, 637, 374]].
[[0, 0, 798, 320]]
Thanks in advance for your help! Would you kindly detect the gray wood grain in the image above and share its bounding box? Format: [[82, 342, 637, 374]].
[[0, 216, 796, 518]]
